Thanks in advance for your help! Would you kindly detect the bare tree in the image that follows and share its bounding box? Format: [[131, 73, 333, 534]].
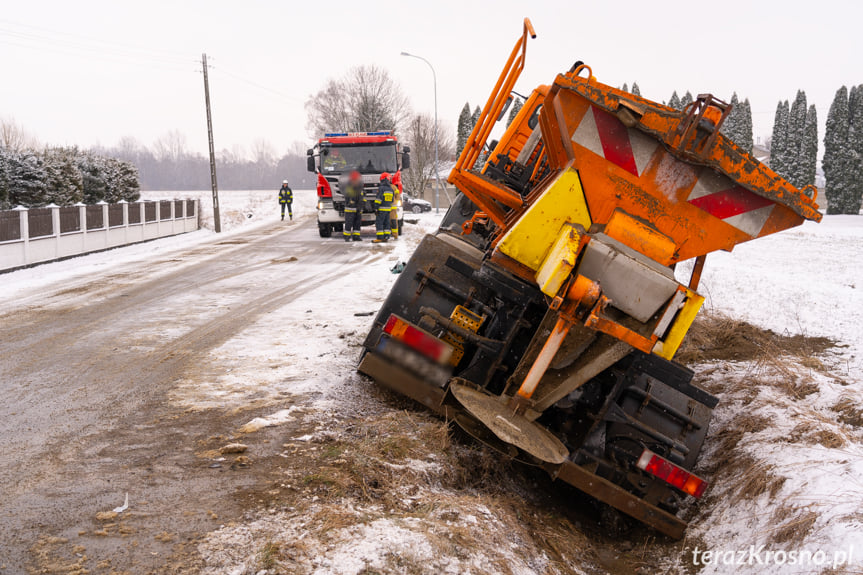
[[0, 117, 37, 151], [305, 65, 412, 136], [251, 138, 276, 165], [288, 140, 307, 156], [401, 113, 454, 201], [152, 130, 188, 162]]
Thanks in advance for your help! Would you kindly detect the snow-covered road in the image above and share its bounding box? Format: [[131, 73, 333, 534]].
[[0, 205, 422, 572], [1, 192, 861, 574]]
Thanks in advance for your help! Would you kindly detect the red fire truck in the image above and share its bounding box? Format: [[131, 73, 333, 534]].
[[306, 131, 411, 238]]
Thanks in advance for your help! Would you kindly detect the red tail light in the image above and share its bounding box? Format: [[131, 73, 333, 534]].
[[383, 314, 453, 365], [317, 173, 332, 198], [637, 449, 708, 498]]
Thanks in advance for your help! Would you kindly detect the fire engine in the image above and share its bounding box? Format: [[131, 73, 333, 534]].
[[306, 131, 411, 238]]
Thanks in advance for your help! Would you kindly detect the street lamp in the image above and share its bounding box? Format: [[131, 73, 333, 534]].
[[400, 51, 442, 214]]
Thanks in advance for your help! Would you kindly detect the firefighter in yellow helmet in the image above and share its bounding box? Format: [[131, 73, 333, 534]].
[[373, 173, 394, 243]]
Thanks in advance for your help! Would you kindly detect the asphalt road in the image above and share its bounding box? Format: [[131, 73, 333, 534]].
[[0, 219, 387, 573]]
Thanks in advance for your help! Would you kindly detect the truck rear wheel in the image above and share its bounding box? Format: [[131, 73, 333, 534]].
[[318, 223, 332, 238]]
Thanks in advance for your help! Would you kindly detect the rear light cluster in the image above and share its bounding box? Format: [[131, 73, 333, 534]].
[[637, 449, 708, 498], [383, 314, 453, 365]]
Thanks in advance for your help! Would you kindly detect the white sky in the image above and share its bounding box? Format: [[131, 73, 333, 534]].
[[1, 0, 860, 158]]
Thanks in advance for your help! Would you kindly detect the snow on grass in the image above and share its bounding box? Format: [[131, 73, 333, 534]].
[[199, 497, 576, 575], [670, 215, 863, 573]]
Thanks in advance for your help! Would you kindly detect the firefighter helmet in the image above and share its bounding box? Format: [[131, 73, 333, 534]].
[[380, 172, 391, 181]]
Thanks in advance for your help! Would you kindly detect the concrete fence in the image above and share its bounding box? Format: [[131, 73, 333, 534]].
[[0, 199, 199, 272]]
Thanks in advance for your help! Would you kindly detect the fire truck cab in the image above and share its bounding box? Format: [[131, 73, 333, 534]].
[[306, 131, 410, 238]]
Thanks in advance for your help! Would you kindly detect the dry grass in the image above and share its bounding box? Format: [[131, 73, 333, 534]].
[[677, 312, 835, 367], [768, 506, 818, 545], [703, 414, 771, 473], [732, 458, 787, 500], [832, 396, 863, 428], [257, 540, 281, 570]]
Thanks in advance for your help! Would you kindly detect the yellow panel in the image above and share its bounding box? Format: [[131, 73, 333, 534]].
[[536, 225, 581, 297], [498, 168, 591, 270], [653, 289, 704, 360]]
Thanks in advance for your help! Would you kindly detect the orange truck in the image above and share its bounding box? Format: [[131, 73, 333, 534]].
[[358, 19, 821, 537]]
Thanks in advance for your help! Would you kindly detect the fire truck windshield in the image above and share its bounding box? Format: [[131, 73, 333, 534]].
[[320, 143, 397, 174]]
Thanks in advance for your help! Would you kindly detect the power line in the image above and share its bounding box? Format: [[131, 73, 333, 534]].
[[209, 64, 305, 104], [0, 17, 191, 62]]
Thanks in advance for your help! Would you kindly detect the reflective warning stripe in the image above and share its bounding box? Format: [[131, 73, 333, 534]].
[[572, 105, 775, 239], [572, 106, 658, 177], [687, 169, 775, 237]]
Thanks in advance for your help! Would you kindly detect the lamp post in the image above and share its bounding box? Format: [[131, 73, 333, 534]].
[[400, 51, 441, 214]]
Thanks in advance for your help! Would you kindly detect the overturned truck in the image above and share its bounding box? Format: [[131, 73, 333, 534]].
[[358, 19, 822, 538]]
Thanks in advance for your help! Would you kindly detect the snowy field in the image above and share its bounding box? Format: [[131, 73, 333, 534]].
[[674, 217, 863, 574], [2, 192, 862, 573]]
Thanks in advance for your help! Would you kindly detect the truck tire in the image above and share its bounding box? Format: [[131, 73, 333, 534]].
[[334, 223, 344, 233], [318, 223, 332, 238], [398, 219, 404, 235]]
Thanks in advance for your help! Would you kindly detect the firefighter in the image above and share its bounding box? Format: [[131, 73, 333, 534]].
[[343, 171, 364, 242], [389, 173, 401, 240], [278, 180, 293, 221], [373, 173, 394, 243]]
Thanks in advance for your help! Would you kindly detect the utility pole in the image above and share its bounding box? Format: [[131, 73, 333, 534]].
[[202, 53, 221, 233]]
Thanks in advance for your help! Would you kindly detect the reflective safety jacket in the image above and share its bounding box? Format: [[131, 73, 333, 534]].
[[278, 185, 293, 204], [375, 181, 394, 212], [343, 181, 364, 212]]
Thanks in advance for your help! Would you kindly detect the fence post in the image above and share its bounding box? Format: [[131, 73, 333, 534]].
[[77, 202, 87, 245], [118, 200, 128, 244], [48, 203, 60, 261], [119, 200, 128, 225], [14, 205, 29, 265], [98, 201, 108, 248]]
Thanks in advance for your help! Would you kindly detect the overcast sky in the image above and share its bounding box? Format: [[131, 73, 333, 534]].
[[1, 0, 860, 159]]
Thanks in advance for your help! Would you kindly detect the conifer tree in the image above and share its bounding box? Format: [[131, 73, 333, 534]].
[[456, 102, 472, 157], [631, 82, 641, 97], [722, 93, 741, 146], [823, 86, 850, 214], [739, 98, 754, 153], [800, 105, 818, 189], [786, 91, 809, 188], [669, 91, 681, 110], [680, 91, 694, 110], [770, 100, 790, 179], [846, 85, 863, 213]]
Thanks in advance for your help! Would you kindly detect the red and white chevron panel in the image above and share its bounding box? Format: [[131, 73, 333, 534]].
[[572, 105, 658, 177], [571, 105, 775, 238], [685, 169, 775, 237]]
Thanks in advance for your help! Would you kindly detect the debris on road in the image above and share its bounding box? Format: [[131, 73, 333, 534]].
[[112, 493, 129, 513], [219, 443, 249, 454]]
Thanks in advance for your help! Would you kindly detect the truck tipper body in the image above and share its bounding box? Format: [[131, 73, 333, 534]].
[[357, 20, 822, 538], [306, 131, 410, 238]]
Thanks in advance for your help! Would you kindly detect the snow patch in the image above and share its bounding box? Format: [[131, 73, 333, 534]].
[[238, 406, 299, 433]]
